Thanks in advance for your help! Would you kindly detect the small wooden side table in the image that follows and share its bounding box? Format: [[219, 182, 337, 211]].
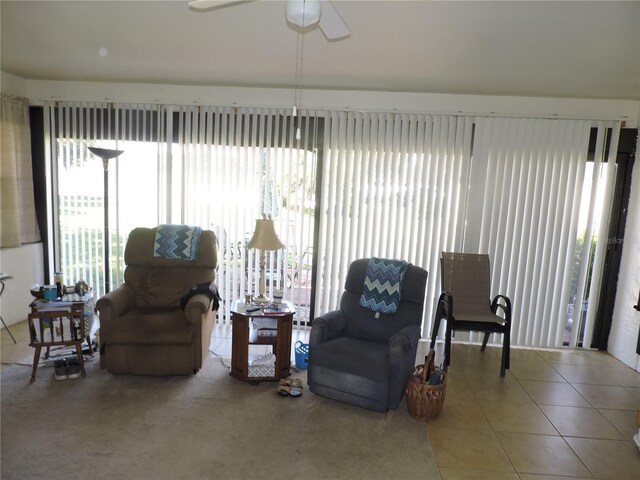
[[230, 301, 295, 383], [28, 299, 87, 383]]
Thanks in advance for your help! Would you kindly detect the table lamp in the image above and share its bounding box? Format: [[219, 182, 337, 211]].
[[247, 217, 284, 304]]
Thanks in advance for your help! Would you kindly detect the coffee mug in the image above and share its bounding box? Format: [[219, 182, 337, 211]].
[[43, 285, 57, 301], [273, 289, 284, 303]]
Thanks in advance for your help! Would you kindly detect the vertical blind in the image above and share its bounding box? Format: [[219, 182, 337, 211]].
[[464, 118, 620, 348], [315, 113, 621, 348], [45, 102, 162, 298], [46, 101, 621, 349], [173, 106, 319, 324], [47, 102, 318, 325], [570, 122, 620, 348], [315, 112, 474, 338], [465, 118, 592, 347]]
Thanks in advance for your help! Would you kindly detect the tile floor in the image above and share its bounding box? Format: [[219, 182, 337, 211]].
[[1, 319, 33, 372], [3, 321, 640, 479], [417, 342, 640, 480]]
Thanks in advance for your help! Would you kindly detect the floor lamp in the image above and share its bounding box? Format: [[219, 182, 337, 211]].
[[88, 147, 123, 294]]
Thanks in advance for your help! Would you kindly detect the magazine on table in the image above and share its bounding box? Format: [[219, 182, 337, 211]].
[[262, 303, 292, 315], [32, 300, 76, 312]]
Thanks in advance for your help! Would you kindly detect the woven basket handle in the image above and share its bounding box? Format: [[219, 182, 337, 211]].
[[422, 350, 436, 383]]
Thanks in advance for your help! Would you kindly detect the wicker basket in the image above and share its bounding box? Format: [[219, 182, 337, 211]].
[[405, 350, 447, 422]]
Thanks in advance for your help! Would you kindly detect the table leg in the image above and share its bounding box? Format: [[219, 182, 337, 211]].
[[0, 315, 17, 344], [85, 335, 94, 355], [75, 343, 86, 377], [30, 346, 42, 383]]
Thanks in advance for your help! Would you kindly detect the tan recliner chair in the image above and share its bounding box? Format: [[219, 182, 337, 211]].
[[96, 226, 217, 375]]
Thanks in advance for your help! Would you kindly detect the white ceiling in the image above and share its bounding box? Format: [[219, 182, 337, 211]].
[[1, 1, 639, 100]]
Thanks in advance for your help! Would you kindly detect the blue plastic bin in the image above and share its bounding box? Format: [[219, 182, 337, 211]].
[[294, 341, 309, 369]]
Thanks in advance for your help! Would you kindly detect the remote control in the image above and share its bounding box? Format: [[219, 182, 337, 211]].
[[246, 306, 261, 313]]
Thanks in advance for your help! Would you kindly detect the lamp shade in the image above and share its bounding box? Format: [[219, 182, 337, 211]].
[[88, 147, 124, 160], [247, 219, 284, 251], [88, 146, 124, 171]]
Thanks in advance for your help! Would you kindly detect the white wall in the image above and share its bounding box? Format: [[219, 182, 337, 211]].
[[1, 71, 28, 97], [0, 244, 45, 326], [1, 72, 46, 327], [608, 134, 640, 371]]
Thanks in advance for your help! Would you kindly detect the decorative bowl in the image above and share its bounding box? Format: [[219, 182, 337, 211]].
[[30, 287, 44, 299]]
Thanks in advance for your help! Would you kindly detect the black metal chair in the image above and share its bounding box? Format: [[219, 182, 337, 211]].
[[430, 252, 512, 376]]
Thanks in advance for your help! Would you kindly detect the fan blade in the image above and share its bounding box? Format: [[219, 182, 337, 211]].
[[318, 0, 350, 41], [188, 0, 247, 11]]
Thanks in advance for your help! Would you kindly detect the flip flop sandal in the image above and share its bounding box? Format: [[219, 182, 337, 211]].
[[289, 378, 303, 398], [277, 378, 291, 397]]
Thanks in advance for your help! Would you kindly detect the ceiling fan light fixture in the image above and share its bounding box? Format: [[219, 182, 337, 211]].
[[286, 0, 321, 28]]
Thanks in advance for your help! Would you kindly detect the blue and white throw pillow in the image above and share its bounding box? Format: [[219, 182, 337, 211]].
[[359, 257, 410, 314], [154, 224, 202, 261]]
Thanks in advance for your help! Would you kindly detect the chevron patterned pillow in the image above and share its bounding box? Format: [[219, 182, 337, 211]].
[[153, 224, 202, 261], [359, 257, 410, 314]]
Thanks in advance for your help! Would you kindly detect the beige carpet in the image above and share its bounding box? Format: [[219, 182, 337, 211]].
[[1, 355, 440, 480]]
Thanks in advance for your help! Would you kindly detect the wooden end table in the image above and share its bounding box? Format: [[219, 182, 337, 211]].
[[230, 300, 295, 383], [28, 299, 87, 383]]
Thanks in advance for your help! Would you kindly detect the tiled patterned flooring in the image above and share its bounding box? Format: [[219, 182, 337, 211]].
[[1, 319, 33, 372], [3, 322, 640, 479], [416, 342, 640, 480]]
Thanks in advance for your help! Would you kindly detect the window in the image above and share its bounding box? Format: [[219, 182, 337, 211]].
[[48, 104, 319, 326], [47, 102, 623, 350]]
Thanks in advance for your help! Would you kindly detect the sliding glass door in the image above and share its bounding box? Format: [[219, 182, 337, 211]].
[[47, 101, 623, 349], [48, 104, 162, 299], [171, 106, 320, 324], [47, 103, 319, 325], [464, 119, 620, 348], [315, 112, 474, 335], [316, 114, 621, 348]]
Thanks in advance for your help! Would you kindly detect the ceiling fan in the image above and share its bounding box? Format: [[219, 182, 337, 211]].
[[188, 0, 351, 41]]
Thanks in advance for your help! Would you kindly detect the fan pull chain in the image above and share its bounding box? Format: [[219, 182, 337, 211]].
[[293, 0, 307, 119]]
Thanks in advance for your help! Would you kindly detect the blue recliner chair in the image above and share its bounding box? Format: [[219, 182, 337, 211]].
[[308, 258, 428, 412]]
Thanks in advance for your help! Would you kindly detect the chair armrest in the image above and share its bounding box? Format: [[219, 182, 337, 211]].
[[309, 310, 346, 347], [388, 324, 421, 390], [389, 324, 421, 352], [437, 291, 454, 325], [491, 294, 512, 323], [96, 284, 136, 325], [184, 293, 213, 324]]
